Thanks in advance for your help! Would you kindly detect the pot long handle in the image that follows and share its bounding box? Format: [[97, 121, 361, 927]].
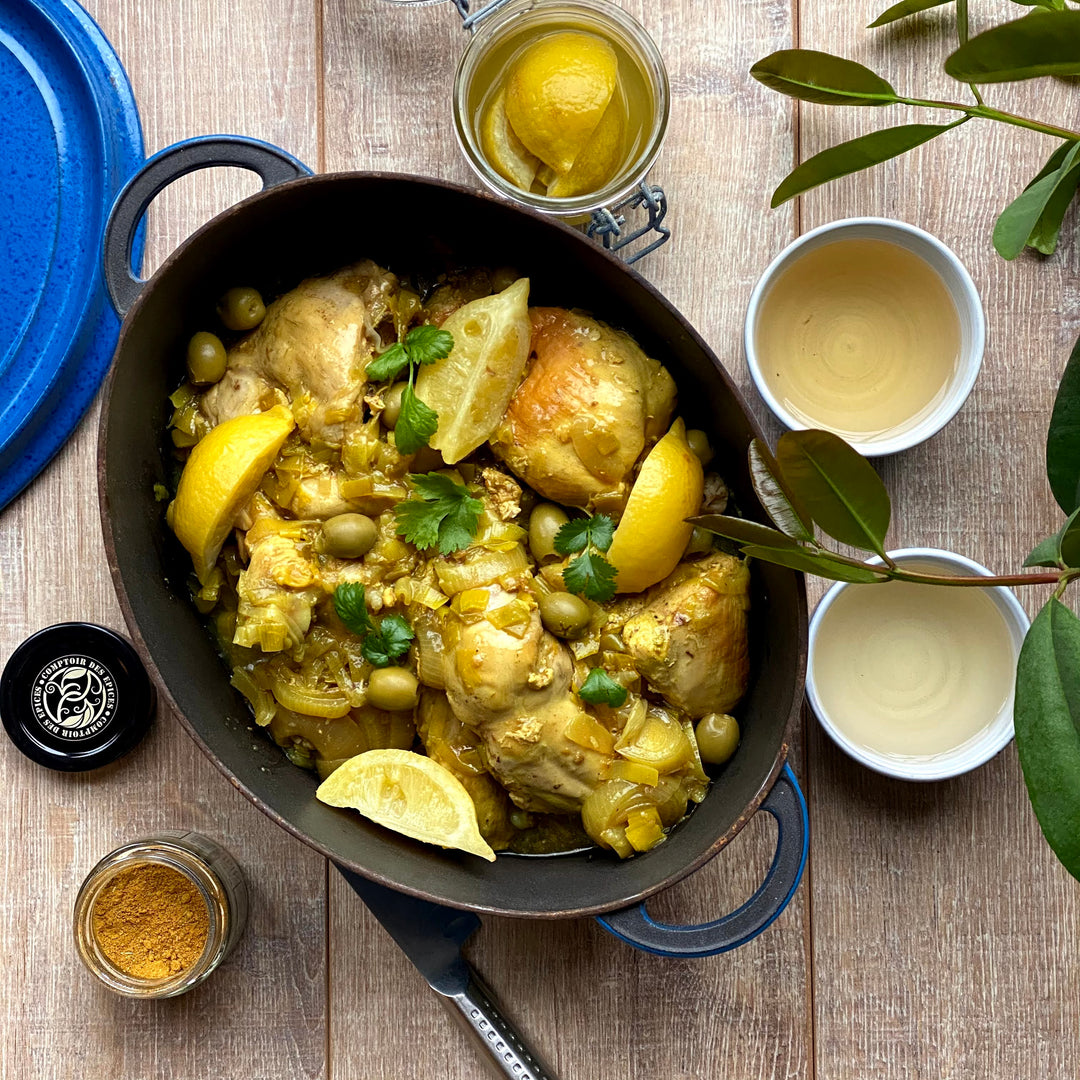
[[595, 762, 808, 957], [102, 135, 313, 318]]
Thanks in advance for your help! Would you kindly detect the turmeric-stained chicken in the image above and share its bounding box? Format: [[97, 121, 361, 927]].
[[168, 262, 750, 860]]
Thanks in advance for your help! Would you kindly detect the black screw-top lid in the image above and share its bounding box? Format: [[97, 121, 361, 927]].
[[0, 623, 156, 771]]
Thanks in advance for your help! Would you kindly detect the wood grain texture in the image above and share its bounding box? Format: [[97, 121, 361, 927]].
[[7, 0, 1080, 1076], [795, 3, 1080, 1078], [0, 1, 327, 1077]]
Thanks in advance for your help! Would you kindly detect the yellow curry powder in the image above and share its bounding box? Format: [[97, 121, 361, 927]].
[[92, 863, 210, 979]]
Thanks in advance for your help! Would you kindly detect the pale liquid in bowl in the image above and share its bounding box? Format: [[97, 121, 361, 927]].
[[756, 238, 961, 443], [811, 570, 1015, 758]]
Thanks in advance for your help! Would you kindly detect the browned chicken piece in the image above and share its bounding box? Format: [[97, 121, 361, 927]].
[[442, 587, 611, 813], [490, 308, 676, 512], [200, 261, 397, 446], [621, 552, 751, 717], [417, 690, 515, 848]]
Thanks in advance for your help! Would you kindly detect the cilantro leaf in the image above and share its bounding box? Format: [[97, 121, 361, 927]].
[[562, 550, 618, 602], [554, 514, 615, 556], [578, 668, 628, 707], [361, 614, 415, 668], [394, 472, 484, 555], [366, 342, 409, 382], [333, 582, 374, 637], [405, 325, 454, 365], [394, 385, 439, 455]]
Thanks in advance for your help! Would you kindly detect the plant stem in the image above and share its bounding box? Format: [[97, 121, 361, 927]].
[[887, 567, 1067, 588], [893, 94, 1080, 142]]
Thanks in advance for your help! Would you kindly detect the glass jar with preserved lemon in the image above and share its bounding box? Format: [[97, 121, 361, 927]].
[[452, 0, 669, 226]]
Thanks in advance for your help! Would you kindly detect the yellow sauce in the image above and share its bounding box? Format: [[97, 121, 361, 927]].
[[756, 238, 961, 443], [811, 570, 1015, 758]]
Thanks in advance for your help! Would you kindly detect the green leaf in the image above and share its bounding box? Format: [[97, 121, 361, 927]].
[[748, 439, 815, 541], [394, 385, 439, 455], [770, 121, 962, 207], [740, 544, 888, 583], [750, 50, 899, 106], [688, 514, 803, 551], [405, 325, 454, 366], [868, 0, 952, 29], [1011, 0, 1067, 11], [361, 614, 415, 667], [394, 472, 483, 554], [1060, 509, 1080, 566], [333, 582, 374, 637], [1014, 599, 1080, 882], [1025, 534, 1065, 568], [562, 551, 618, 602], [993, 142, 1080, 258], [366, 342, 409, 383], [1028, 149, 1080, 256], [945, 11, 1080, 82], [578, 668, 628, 707], [774, 429, 892, 555], [554, 514, 615, 556], [1047, 331, 1080, 514]]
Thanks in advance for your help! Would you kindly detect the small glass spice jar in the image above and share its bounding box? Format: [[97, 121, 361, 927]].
[[73, 830, 248, 998]]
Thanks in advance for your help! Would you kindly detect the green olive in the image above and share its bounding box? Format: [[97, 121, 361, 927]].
[[217, 286, 266, 331], [529, 503, 570, 563], [323, 513, 378, 559], [186, 331, 227, 385], [686, 429, 714, 467], [381, 382, 407, 430], [539, 591, 591, 639], [695, 712, 739, 766], [685, 526, 714, 557], [367, 667, 419, 712]]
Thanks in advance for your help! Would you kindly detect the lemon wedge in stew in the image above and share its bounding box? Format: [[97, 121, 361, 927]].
[[481, 88, 542, 191], [505, 31, 618, 175], [607, 418, 705, 593], [414, 277, 531, 463], [316, 749, 496, 861], [544, 95, 625, 198], [170, 405, 294, 584]]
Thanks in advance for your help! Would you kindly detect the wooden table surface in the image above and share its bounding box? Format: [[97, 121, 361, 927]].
[[3, 0, 1079, 1076]]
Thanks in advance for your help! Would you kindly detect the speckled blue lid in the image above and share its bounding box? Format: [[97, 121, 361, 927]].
[[0, 0, 143, 511]]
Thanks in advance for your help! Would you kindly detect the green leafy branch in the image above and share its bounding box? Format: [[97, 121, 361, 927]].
[[751, 6, 1080, 258], [697, 333, 1080, 884]]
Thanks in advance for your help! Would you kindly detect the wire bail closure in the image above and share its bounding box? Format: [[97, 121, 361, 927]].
[[587, 183, 670, 264]]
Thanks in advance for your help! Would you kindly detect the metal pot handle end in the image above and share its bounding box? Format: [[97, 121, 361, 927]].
[[102, 135, 313, 318], [595, 762, 808, 957]]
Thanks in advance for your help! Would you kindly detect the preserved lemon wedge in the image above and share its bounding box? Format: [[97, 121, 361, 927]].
[[544, 94, 625, 198], [504, 31, 618, 175], [169, 405, 295, 584], [415, 277, 531, 463], [607, 418, 705, 593], [480, 88, 541, 191], [315, 749, 496, 861]]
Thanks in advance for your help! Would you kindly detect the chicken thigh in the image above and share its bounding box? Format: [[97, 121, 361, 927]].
[[490, 308, 676, 512]]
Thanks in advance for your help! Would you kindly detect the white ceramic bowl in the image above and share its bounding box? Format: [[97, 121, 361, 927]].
[[744, 218, 985, 457], [805, 548, 1029, 781]]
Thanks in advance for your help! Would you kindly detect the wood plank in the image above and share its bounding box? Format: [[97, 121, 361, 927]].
[[322, 2, 811, 1078], [0, 1, 327, 1076], [793, 3, 1080, 1077]]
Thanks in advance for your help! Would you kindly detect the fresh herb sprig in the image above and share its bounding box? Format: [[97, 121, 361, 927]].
[[578, 668, 628, 707], [751, 5, 1080, 259], [554, 513, 618, 602], [367, 325, 453, 454], [394, 472, 484, 555], [332, 582, 415, 668], [695, 330, 1080, 887]]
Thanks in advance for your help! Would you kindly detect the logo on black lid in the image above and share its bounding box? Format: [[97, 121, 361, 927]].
[[30, 655, 118, 741]]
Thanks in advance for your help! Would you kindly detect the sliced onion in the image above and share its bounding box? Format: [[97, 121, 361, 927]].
[[435, 544, 530, 595]]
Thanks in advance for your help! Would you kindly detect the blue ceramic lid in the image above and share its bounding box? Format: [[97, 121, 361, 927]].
[[0, 0, 142, 511]]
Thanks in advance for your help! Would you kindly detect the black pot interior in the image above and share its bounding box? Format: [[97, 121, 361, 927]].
[[100, 175, 806, 917]]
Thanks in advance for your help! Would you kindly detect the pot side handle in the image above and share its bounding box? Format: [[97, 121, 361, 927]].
[[595, 762, 808, 958], [102, 135, 313, 318]]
